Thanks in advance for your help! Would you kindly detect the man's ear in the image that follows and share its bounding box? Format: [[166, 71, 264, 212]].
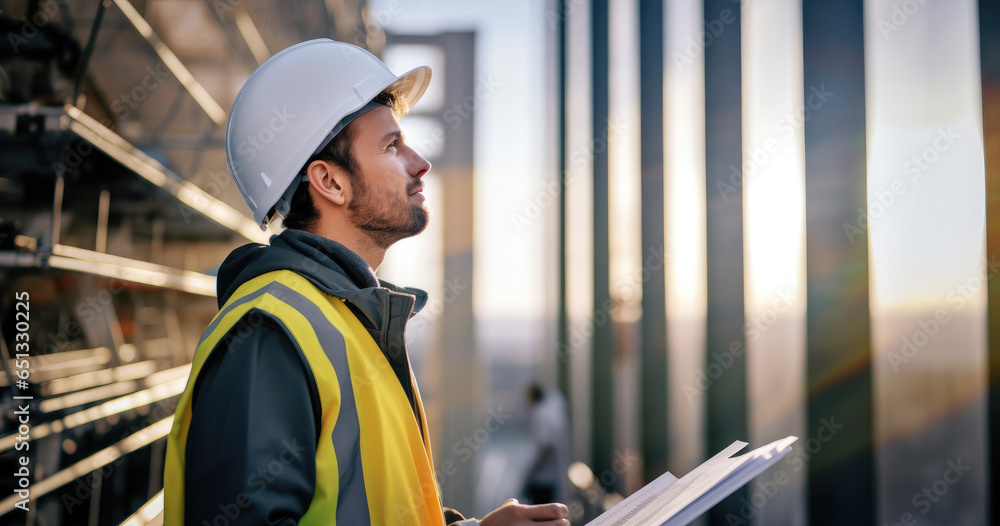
[[305, 160, 349, 207]]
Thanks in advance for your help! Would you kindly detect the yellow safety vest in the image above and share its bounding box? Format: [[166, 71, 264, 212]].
[[164, 270, 445, 525]]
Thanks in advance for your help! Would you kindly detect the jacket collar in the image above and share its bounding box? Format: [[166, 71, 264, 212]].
[[269, 230, 429, 330]]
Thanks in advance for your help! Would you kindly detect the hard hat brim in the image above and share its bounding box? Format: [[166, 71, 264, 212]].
[[386, 65, 432, 116]]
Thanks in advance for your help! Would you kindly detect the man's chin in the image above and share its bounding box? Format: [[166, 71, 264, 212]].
[[407, 208, 430, 237]]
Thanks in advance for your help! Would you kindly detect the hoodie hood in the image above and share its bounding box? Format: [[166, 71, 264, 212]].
[[216, 229, 429, 336]]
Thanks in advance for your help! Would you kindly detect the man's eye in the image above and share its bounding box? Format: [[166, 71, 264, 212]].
[[387, 140, 398, 149]]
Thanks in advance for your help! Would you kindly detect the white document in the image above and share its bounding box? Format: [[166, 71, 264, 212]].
[[585, 436, 798, 526]]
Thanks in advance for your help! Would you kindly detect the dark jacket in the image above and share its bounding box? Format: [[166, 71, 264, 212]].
[[183, 229, 467, 525]]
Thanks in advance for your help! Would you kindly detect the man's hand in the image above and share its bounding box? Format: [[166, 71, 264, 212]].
[[478, 498, 570, 526]]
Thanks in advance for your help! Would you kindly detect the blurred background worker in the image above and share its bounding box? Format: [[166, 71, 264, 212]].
[[524, 384, 571, 505]]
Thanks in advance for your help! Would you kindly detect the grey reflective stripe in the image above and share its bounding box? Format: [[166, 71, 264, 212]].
[[197, 285, 275, 349], [266, 281, 370, 524]]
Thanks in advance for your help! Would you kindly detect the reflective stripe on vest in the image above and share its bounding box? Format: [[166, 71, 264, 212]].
[[164, 270, 445, 526]]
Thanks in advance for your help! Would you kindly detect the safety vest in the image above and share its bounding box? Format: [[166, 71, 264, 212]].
[[164, 270, 445, 525]]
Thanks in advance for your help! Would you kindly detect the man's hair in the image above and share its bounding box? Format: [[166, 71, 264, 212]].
[[282, 90, 402, 231]]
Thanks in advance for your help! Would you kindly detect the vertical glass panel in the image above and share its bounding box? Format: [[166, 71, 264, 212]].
[[565, 0, 596, 466], [864, 0, 988, 523], [742, 0, 807, 523], [609, 0, 642, 492], [664, 0, 708, 474]]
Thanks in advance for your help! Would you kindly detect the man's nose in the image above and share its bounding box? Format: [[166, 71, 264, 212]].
[[410, 151, 431, 179]]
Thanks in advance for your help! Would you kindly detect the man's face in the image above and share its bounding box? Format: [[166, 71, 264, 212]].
[[346, 105, 431, 248]]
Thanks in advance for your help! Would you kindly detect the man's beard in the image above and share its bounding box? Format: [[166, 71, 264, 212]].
[[348, 175, 428, 248]]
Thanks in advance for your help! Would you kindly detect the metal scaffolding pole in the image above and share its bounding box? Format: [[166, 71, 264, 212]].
[[557, 0, 571, 403], [981, 0, 1000, 521], [638, 0, 669, 484], [802, 1, 874, 523], [590, 0, 615, 487], [703, 0, 746, 521]]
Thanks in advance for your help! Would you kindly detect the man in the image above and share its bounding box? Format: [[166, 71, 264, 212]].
[[163, 39, 570, 526]]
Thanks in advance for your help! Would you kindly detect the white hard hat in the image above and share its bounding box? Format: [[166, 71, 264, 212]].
[[225, 38, 432, 230]]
